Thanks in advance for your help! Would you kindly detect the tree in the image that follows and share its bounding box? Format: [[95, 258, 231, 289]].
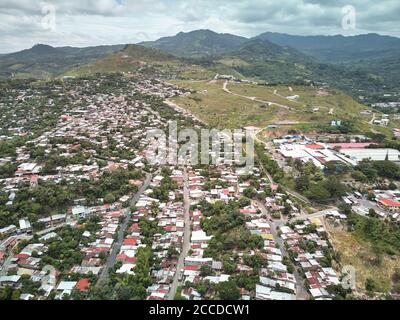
[[365, 278, 377, 292], [200, 265, 213, 277], [104, 193, 116, 204], [217, 281, 240, 300]]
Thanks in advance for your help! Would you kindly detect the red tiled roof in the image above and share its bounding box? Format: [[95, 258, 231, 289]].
[[164, 225, 176, 232], [185, 265, 200, 271], [116, 253, 137, 264], [240, 208, 258, 214], [129, 223, 140, 232], [329, 143, 372, 149], [76, 279, 90, 292], [123, 238, 137, 246], [305, 144, 324, 150], [15, 253, 30, 259], [379, 198, 400, 207]]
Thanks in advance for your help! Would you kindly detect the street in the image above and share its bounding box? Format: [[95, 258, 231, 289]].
[[256, 201, 309, 300], [168, 168, 191, 300], [96, 173, 153, 287]]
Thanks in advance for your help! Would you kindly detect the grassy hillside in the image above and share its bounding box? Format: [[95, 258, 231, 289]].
[[170, 79, 389, 136], [327, 222, 400, 294]]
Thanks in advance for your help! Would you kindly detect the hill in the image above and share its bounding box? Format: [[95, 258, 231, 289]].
[[0, 44, 125, 79], [140, 29, 248, 58], [65, 44, 217, 79], [169, 79, 388, 136], [255, 32, 400, 63], [222, 39, 315, 83]]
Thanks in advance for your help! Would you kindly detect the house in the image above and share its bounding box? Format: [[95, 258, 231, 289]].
[[76, 279, 90, 292], [0, 275, 21, 287], [19, 219, 32, 233], [185, 257, 213, 267], [15, 163, 41, 176], [56, 281, 77, 298], [181, 287, 201, 300], [0, 225, 17, 237], [378, 198, 400, 212], [72, 206, 89, 219], [191, 230, 213, 243], [38, 214, 66, 227], [255, 284, 295, 300]]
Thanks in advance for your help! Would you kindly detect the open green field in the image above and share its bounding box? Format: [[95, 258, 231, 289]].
[[171, 80, 283, 128], [170, 80, 389, 136]]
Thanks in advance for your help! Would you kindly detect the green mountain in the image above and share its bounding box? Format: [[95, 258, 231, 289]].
[[140, 29, 248, 58], [2, 29, 399, 104], [255, 32, 400, 63], [65, 44, 217, 80], [0, 44, 125, 79], [221, 39, 314, 83]]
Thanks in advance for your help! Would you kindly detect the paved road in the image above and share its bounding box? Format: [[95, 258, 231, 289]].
[[289, 207, 338, 223], [272, 89, 305, 108], [168, 168, 191, 300], [96, 173, 153, 287], [256, 201, 309, 300], [253, 130, 312, 205]]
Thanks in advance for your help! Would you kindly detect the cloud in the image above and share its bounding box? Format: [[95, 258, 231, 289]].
[[0, 0, 399, 53]]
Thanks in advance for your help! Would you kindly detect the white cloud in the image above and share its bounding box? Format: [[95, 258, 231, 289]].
[[0, 0, 399, 53]]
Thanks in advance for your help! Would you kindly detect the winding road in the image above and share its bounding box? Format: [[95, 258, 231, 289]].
[[223, 81, 295, 111]]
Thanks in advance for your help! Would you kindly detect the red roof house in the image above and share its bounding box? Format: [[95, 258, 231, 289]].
[[76, 279, 90, 292]]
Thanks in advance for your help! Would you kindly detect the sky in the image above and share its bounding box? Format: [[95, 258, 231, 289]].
[[0, 0, 399, 53]]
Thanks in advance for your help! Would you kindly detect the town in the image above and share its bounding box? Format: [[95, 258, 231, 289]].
[[1, 72, 400, 301]]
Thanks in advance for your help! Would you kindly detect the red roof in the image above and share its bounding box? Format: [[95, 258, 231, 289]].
[[15, 253, 30, 259], [0, 251, 5, 259], [123, 238, 137, 246], [379, 198, 400, 207], [240, 208, 257, 214], [116, 253, 137, 264], [129, 223, 140, 232], [185, 265, 200, 271], [76, 279, 90, 292], [164, 225, 176, 232], [305, 144, 324, 150], [329, 143, 372, 149]]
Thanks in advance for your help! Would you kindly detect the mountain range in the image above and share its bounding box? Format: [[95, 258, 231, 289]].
[[0, 43, 124, 79], [1, 29, 399, 103]]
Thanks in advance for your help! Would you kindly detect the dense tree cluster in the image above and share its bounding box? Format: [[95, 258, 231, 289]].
[[354, 160, 400, 181], [348, 213, 400, 255]]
